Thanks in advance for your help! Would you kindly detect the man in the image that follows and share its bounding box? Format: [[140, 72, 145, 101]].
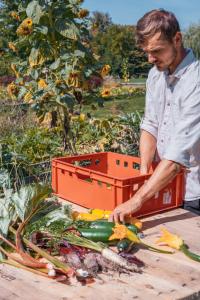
[[109, 9, 200, 222]]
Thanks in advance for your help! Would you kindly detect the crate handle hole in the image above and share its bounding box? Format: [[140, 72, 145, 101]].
[[124, 161, 128, 167], [61, 170, 65, 174], [78, 159, 92, 167], [95, 159, 100, 165], [106, 183, 111, 190], [116, 159, 120, 166], [133, 162, 140, 170], [97, 180, 102, 187]]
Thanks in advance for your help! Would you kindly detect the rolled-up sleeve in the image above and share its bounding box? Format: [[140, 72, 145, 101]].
[[163, 83, 200, 167], [140, 77, 158, 139]]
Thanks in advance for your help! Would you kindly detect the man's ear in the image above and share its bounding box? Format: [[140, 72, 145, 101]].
[[173, 32, 182, 47]]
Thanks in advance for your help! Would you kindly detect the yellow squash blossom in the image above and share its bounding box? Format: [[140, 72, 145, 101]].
[[101, 88, 111, 98], [109, 224, 173, 254], [72, 211, 102, 221], [90, 209, 142, 229], [101, 64, 111, 77], [38, 79, 48, 89], [156, 227, 184, 250], [156, 227, 200, 262], [109, 224, 140, 243]]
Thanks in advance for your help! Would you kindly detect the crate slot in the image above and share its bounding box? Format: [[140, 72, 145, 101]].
[[106, 183, 111, 190], [133, 162, 140, 170], [97, 180, 102, 187], [76, 172, 93, 183], [116, 159, 120, 166], [95, 159, 100, 165], [73, 159, 92, 167], [124, 161, 128, 167]]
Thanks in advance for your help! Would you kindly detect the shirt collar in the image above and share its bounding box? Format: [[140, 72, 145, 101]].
[[164, 48, 196, 84]]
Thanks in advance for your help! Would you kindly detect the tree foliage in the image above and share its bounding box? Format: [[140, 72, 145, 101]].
[[91, 23, 150, 78], [90, 11, 112, 33], [184, 24, 200, 58]]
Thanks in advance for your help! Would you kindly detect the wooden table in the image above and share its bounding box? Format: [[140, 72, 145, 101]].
[[1, 207, 200, 300]]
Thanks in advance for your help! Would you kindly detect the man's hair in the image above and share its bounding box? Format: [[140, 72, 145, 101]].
[[136, 9, 180, 46]]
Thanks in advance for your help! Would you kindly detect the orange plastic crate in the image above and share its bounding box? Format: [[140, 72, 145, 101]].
[[52, 152, 184, 217]]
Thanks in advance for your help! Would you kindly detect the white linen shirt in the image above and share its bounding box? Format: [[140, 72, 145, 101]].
[[141, 49, 200, 201]]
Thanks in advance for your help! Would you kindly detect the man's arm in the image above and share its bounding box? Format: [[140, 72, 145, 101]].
[[109, 159, 181, 223], [140, 129, 157, 174]]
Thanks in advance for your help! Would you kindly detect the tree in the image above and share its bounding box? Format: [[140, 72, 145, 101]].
[[184, 24, 200, 58], [91, 24, 150, 77], [90, 11, 112, 33]]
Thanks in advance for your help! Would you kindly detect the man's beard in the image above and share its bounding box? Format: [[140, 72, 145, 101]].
[[155, 47, 178, 72]]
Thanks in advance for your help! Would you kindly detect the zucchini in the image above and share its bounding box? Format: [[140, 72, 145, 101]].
[[76, 220, 138, 234], [117, 239, 132, 252], [77, 228, 113, 242]]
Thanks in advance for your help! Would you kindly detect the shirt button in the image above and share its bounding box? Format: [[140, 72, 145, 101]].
[[167, 103, 170, 106], [161, 139, 164, 143], [163, 122, 166, 125]]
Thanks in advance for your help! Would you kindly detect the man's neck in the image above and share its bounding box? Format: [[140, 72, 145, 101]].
[[168, 47, 187, 74]]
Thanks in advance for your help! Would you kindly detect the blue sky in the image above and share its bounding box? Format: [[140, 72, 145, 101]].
[[84, 0, 200, 31]]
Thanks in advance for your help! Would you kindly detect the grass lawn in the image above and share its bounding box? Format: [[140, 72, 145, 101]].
[[83, 94, 145, 118], [127, 77, 147, 84]]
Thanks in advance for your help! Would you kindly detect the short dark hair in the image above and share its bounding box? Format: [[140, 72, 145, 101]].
[[136, 9, 180, 46]]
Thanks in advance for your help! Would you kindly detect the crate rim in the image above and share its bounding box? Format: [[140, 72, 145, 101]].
[[51, 152, 152, 183]]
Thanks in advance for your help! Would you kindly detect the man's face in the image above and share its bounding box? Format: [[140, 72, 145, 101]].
[[142, 32, 179, 71]]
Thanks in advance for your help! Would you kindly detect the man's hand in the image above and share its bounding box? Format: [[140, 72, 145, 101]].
[[108, 197, 142, 223]]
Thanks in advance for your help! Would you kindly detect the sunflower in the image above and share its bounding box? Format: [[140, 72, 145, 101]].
[[8, 42, 18, 53], [7, 82, 19, 97], [67, 72, 81, 88], [10, 11, 20, 21], [101, 88, 111, 98], [24, 91, 33, 103], [101, 64, 111, 77], [21, 18, 33, 28], [16, 18, 33, 36], [38, 79, 48, 89], [78, 9, 89, 18]]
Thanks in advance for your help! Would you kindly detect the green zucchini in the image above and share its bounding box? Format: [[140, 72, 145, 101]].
[[76, 220, 138, 234], [77, 227, 113, 242], [117, 239, 132, 252]]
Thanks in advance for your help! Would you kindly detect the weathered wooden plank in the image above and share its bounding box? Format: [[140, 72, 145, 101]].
[[0, 207, 200, 300]]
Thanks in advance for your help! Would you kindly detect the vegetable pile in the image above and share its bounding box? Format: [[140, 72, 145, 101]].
[[0, 184, 199, 285]]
